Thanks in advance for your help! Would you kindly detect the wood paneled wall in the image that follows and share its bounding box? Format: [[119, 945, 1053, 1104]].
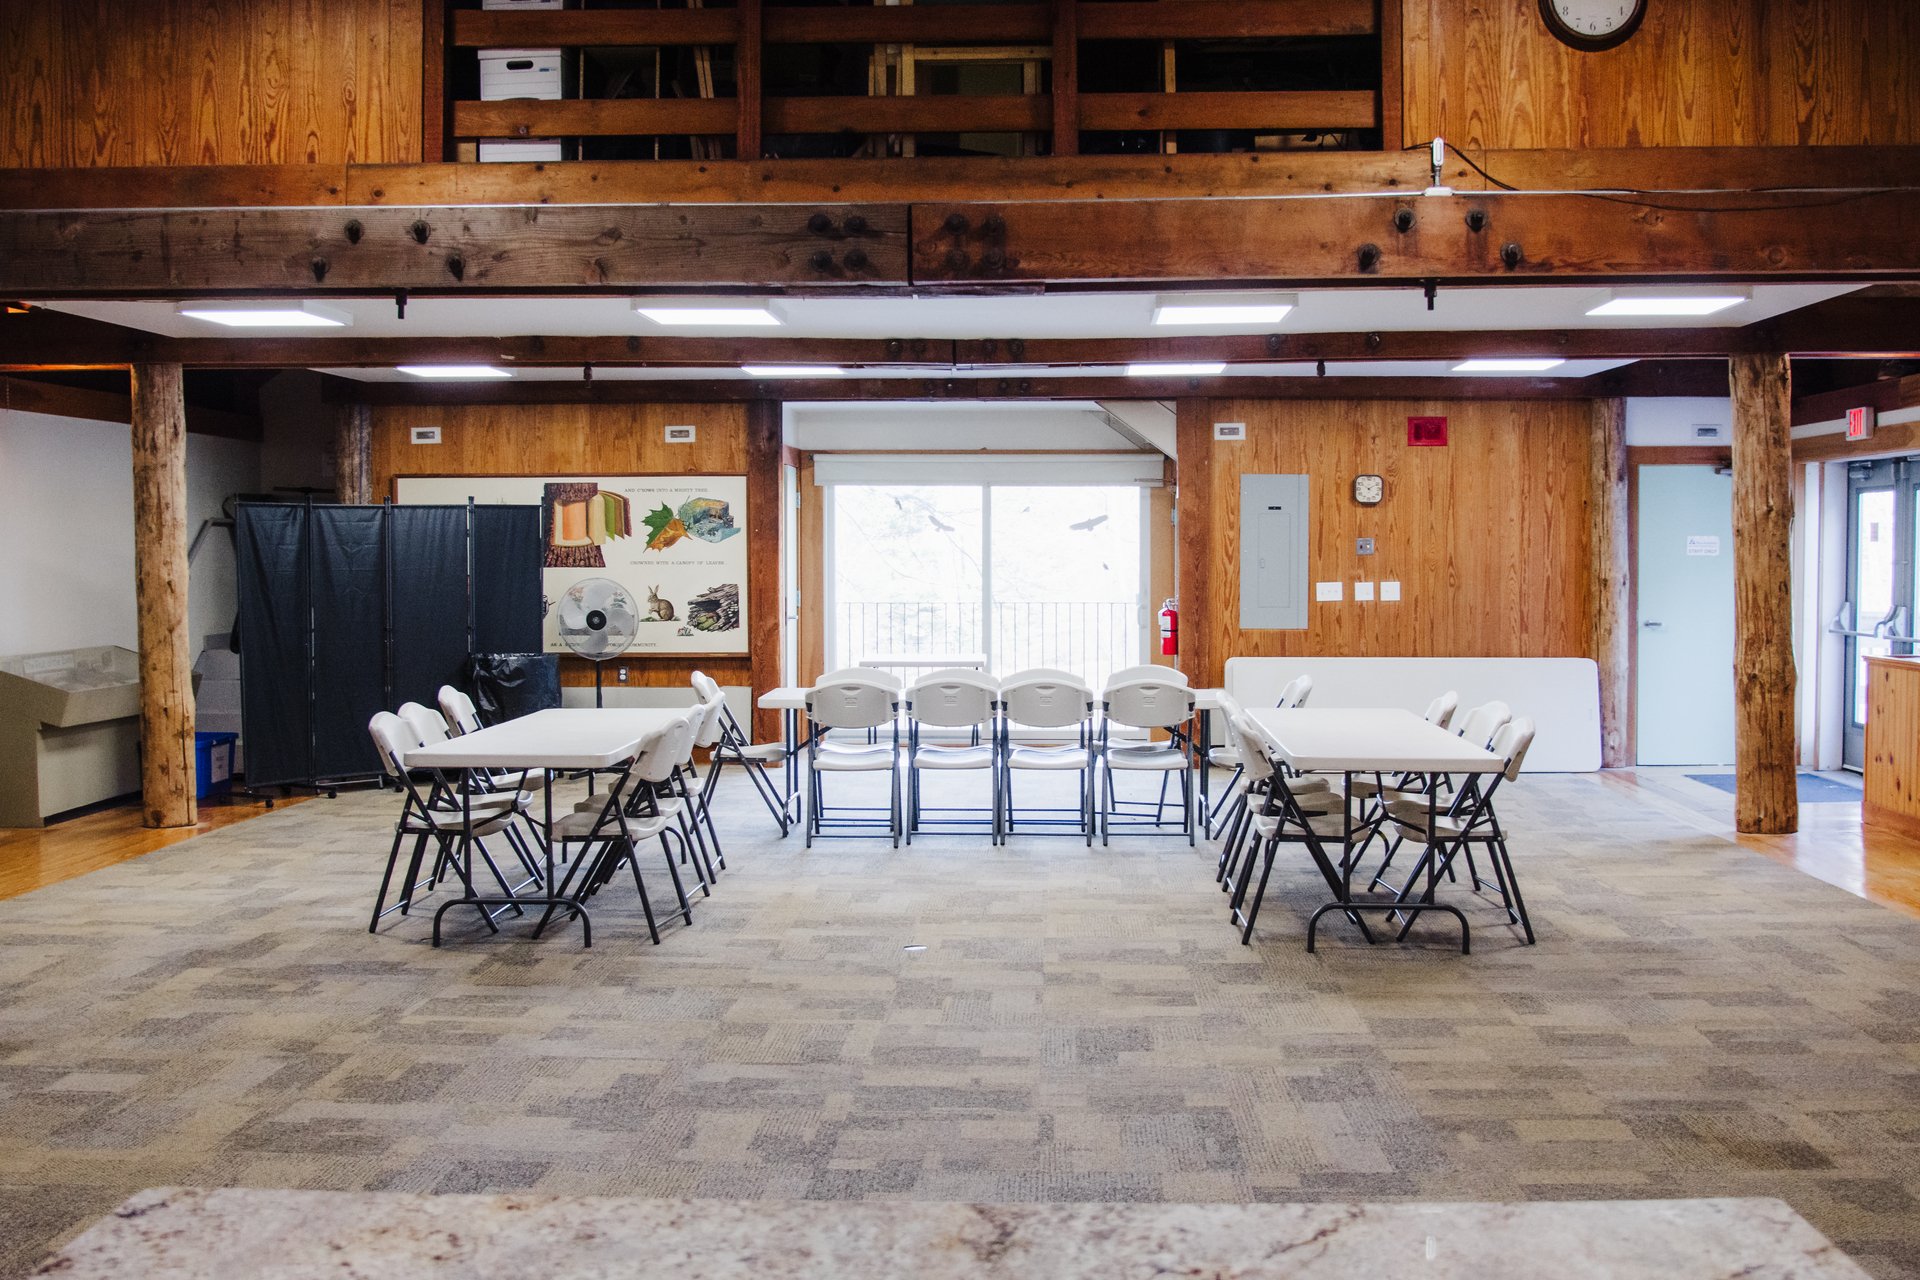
[[1402, 0, 1920, 149], [1, 0, 424, 168], [368, 400, 756, 697], [1180, 397, 1594, 687]]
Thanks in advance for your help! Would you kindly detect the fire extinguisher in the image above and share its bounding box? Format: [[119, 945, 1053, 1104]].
[[1159, 598, 1179, 656]]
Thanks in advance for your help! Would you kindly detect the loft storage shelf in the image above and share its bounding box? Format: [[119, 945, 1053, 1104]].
[[446, 0, 1387, 164]]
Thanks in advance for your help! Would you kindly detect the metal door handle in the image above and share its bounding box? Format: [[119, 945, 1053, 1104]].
[[1642, 620, 1664, 629]]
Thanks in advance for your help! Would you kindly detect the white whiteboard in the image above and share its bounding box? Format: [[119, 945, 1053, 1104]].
[[1223, 656, 1602, 772]]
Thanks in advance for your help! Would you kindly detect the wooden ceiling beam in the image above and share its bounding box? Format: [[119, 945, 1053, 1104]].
[[1792, 372, 1920, 428], [4, 149, 1917, 213], [912, 190, 1920, 286], [0, 372, 261, 440], [0, 205, 908, 296], [325, 373, 1604, 406]]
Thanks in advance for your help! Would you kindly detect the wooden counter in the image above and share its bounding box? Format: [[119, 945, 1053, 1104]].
[[1863, 655, 1920, 837]]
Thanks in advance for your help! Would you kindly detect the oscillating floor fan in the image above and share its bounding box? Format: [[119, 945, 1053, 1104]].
[[557, 577, 639, 707]]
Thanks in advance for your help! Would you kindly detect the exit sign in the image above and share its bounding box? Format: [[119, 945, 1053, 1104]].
[[1846, 406, 1877, 441], [1407, 415, 1449, 447]]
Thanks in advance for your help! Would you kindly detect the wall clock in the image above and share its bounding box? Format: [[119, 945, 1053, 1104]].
[[1353, 474, 1385, 506], [1539, 0, 1646, 51]]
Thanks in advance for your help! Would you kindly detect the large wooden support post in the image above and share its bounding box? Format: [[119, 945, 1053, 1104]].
[[335, 402, 373, 504], [1729, 353, 1799, 835], [746, 399, 784, 742], [129, 363, 197, 829], [1173, 399, 1215, 687], [1589, 397, 1630, 767]]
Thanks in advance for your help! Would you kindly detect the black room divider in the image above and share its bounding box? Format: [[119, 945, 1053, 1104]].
[[235, 501, 543, 787]]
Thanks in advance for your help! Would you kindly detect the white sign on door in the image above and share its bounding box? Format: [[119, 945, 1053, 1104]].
[[1686, 535, 1721, 557]]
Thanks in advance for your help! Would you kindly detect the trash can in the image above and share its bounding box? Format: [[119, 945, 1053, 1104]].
[[195, 731, 239, 799]]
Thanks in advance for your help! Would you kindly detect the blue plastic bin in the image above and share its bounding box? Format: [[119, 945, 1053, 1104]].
[[195, 731, 238, 799]]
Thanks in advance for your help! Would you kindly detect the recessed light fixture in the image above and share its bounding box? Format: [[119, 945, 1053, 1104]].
[[1151, 292, 1298, 327], [176, 301, 351, 328], [634, 298, 784, 327], [1452, 358, 1566, 373], [741, 365, 847, 377], [1127, 361, 1228, 377], [1585, 288, 1749, 318], [396, 365, 512, 379]]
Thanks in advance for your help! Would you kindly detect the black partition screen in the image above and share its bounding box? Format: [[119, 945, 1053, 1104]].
[[235, 501, 542, 787]]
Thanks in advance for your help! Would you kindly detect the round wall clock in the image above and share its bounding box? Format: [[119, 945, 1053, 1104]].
[[1539, 0, 1647, 51]]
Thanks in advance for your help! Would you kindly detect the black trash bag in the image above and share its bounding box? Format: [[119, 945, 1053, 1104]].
[[465, 653, 561, 724]]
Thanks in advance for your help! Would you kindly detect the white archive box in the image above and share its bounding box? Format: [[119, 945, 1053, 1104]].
[[478, 140, 568, 162], [479, 48, 567, 100]]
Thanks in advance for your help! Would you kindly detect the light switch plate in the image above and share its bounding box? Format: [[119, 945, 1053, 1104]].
[[1381, 580, 1401, 601], [1356, 537, 1375, 555], [1354, 581, 1375, 601]]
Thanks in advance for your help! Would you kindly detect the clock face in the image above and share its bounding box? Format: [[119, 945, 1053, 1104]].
[[1540, 0, 1645, 50], [1353, 474, 1384, 506]]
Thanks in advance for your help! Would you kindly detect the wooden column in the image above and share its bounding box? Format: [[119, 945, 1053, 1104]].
[[1051, 0, 1079, 157], [335, 402, 373, 504], [1729, 353, 1799, 835], [746, 398, 784, 742], [1589, 397, 1630, 767], [1173, 399, 1214, 686], [736, 0, 763, 161], [129, 363, 197, 829]]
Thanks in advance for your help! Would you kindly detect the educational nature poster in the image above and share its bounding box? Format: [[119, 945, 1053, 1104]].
[[393, 475, 749, 655]]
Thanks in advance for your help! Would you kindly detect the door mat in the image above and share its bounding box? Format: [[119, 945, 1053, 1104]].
[[1685, 772, 1864, 803]]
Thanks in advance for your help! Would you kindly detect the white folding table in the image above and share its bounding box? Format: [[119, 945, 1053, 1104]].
[[757, 686, 812, 831], [1242, 707, 1506, 953], [406, 708, 685, 946]]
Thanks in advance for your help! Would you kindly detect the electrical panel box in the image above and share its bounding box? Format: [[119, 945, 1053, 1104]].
[[1239, 474, 1309, 630]]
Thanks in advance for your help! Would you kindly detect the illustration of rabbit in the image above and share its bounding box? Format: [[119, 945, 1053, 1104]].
[[646, 585, 677, 621]]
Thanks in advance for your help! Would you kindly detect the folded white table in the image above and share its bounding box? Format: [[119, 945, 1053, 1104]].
[[406, 708, 687, 946], [757, 687, 813, 831], [1241, 707, 1506, 953]]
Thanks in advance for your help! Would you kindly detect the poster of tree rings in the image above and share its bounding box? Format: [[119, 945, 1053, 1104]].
[[393, 475, 749, 655]]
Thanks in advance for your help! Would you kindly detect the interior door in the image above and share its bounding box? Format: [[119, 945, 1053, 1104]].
[[1636, 464, 1736, 765], [1842, 459, 1916, 769]]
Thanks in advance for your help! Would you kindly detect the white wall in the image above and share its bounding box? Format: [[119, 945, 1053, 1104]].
[[0, 410, 261, 657], [1624, 396, 1732, 447], [785, 402, 1140, 453]]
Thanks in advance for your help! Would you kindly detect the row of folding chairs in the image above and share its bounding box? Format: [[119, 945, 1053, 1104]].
[[1210, 690, 1539, 947], [797, 664, 1203, 848]]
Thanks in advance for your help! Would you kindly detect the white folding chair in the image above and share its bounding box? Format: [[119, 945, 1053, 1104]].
[[1423, 690, 1460, 730], [1277, 674, 1314, 708], [1106, 664, 1188, 688], [905, 670, 1001, 843], [999, 670, 1097, 845], [693, 670, 793, 834], [1098, 675, 1197, 845], [365, 711, 528, 937], [804, 674, 903, 846]]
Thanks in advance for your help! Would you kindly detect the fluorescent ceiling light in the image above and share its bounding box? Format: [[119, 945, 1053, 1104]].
[[1152, 292, 1297, 326], [1452, 358, 1566, 373], [1127, 361, 1227, 377], [396, 365, 512, 379], [1586, 289, 1749, 317], [741, 365, 846, 377], [176, 301, 351, 328], [633, 298, 784, 327]]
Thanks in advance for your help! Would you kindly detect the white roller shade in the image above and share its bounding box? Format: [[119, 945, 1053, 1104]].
[[812, 453, 1164, 487]]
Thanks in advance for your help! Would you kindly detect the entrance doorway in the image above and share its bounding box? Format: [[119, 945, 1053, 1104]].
[[1841, 457, 1920, 770], [1636, 464, 1736, 765], [827, 481, 1147, 687]]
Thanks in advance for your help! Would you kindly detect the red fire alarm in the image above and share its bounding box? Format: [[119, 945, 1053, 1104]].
[[1846, 406, 1877, 441], [1407, 415, 1449, 447]]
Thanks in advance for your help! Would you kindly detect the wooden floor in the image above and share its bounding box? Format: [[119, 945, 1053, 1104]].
[[3, 771, 1919, 917], [0, 794, 303, 901]]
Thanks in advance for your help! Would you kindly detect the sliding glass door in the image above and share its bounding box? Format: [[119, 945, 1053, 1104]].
[[829, 480, 1146, 686]]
